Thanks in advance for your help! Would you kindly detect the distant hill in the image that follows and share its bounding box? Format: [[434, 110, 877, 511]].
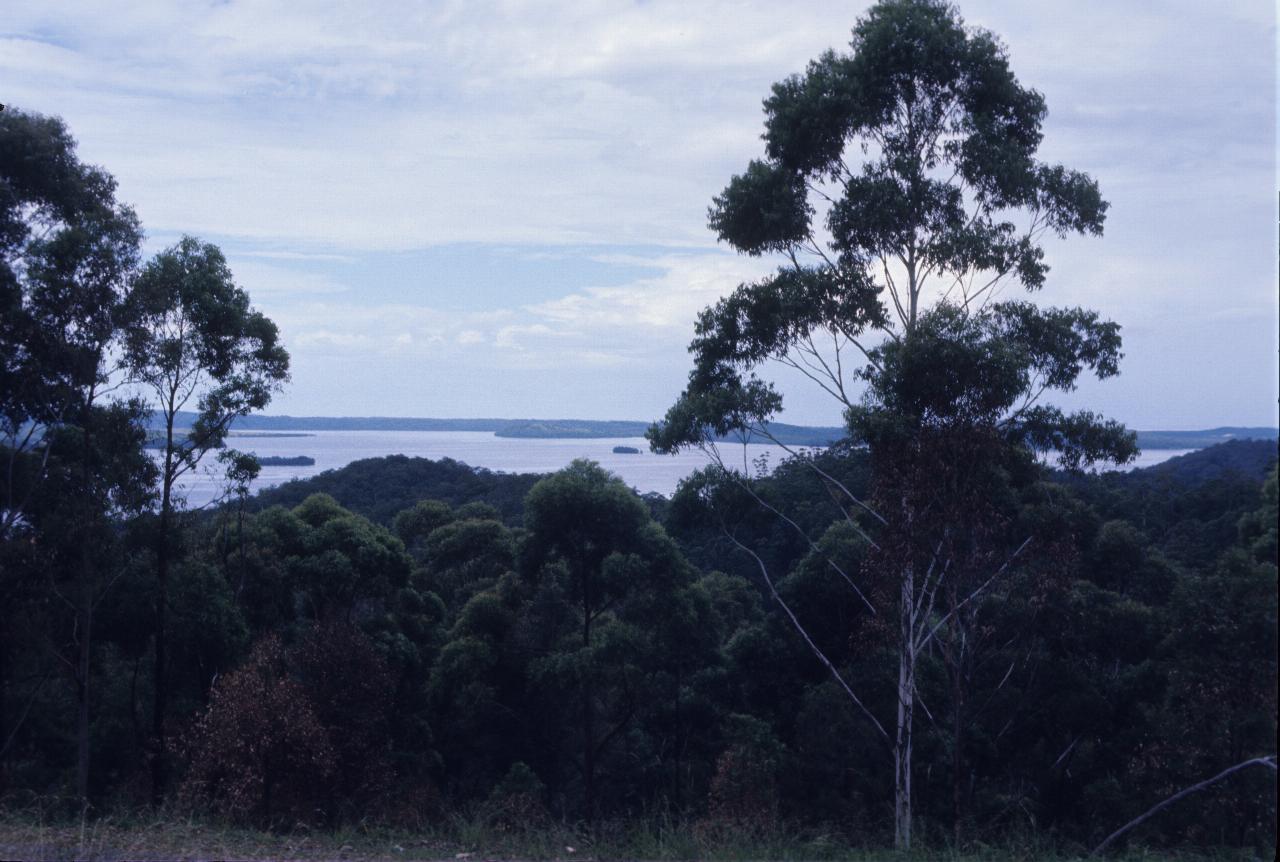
[[1064, 438, 1278, 570], [159, 412, 509, 433], [151, 412, 847, 445], [1135, 427, 1278, 450], [248, 454, 543, 526], [1140, 438, 1278, 485], [491, 419, 846, 445], [1067, 438, 1278, 488], [150, 411, 1277, 452], [240, 436, 1276, 547]]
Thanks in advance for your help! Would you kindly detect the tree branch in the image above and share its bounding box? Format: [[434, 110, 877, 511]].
[[1091, 756, 1278, 856], [722, 526, 890, 744]]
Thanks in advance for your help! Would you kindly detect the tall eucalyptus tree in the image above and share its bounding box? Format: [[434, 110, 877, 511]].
[[649, 0, 1134, 846], [125, 236, 289, 800], [0, 107, 147, 806]]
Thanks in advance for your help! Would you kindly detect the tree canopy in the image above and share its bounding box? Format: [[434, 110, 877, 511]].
[[650, 0, 1128, 468]]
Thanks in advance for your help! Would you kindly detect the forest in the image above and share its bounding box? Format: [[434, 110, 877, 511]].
[[2, 0, 1276, 859]]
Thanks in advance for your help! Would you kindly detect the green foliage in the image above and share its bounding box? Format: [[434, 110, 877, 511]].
[[125, 237, 289, 459], [422, 516, 515, 610], [0, 108, 142, 457], [481, 761, 550, 833], [1237, 463, 1277, 564], [652, 0, 1121, 460], [0, 109, 151, 809], [254, 494, 413, 623], [1064, 441, 1276, 571], [2, 431, 1275, 850], [252, 454, 542, 526], [168, 559, 250, 700], [394, 499, 455, 550], [847, 302, 1135, 470]]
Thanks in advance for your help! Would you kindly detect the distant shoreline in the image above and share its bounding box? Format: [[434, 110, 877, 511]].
[[149, 412, 1278, 451], [228, 431, 316, 438]]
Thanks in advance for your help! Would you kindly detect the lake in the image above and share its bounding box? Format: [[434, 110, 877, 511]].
[[164, 430, 1196, 509], [168, 430, 809, 508]]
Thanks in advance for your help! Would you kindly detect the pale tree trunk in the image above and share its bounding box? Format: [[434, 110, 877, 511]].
[[151, 402, 176, 804], [74, 584, 92, 809], [73, 395, 97, 811], [151, 476, 170, 803], [894, 560, 916, 851], [580, 553, 596, 825], [951, 648, 966, 846]]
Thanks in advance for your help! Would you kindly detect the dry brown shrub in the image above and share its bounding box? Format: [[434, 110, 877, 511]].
[[180, 636, 335, 825], [697, 724, 782, 843], [482, 761, 551, 833]]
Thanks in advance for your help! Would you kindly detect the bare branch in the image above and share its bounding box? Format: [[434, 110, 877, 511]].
[[918, 536, 1033, 651], [722, 527, 890, 744], [749, 423, 887, 526], [1091, 756, 1278, 856], [704, 445, 878, 611]]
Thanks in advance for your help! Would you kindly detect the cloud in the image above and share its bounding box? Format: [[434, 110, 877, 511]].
[[5, 1, 1270, 254], [228, 259, 352, 297], [294, 329, 371, 349], [494, 324, 556, 350], [527, 251, 765, 332], [236, 250, 358, 263], [2, 0, 1272, 425], [2, 0, 842, 250], [259, 250, 767, 374]]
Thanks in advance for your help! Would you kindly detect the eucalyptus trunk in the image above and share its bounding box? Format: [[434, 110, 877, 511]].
[[74, 586, 92, 809], [151, 407, 175, 804], [74, 399, 97, 810], [893, 560, 917, 851], [581, 557, 596, 824]]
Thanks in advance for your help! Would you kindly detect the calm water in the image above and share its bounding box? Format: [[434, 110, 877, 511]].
[[164, 430, 1195, 510], [168, 430, 809, 508]]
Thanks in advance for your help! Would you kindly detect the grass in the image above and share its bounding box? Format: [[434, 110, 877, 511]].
[[0, 810, 1270, 862]]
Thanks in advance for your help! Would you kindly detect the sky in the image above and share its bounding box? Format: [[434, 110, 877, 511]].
[[3, 0, 1276, 429]]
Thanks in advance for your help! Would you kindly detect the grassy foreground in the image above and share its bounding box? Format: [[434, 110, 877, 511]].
[[0, 813, 1269, 862]]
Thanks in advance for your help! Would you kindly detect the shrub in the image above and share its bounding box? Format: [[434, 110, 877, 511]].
[[180, 636, 334, 825]]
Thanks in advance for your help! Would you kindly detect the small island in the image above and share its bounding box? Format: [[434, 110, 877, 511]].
[[256, 455, 316, 466], [611, 445, 641, 455]]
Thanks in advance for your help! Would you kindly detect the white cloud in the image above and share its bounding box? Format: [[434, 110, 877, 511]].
[[2, 0, 1272, 425], [528, 252, 765, 332], [3, 0, 846, 250], [262, 251, 766, 369], [294, 330, 370, 349], [228, 259, 351, 297], [494, 323, 556, 351]]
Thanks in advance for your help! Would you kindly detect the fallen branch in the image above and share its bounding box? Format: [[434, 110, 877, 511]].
[[1090, 755, 1278, 856]]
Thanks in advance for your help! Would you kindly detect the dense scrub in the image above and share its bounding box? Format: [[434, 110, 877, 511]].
[[250, 455, 542, 526], [2, 444, 1274, 855]]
